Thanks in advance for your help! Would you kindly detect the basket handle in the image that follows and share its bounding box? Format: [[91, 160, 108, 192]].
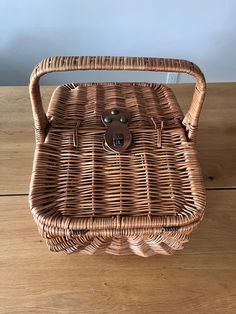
[[29, 56, 206, 143]]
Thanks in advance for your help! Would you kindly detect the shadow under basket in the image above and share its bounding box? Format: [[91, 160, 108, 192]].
[[29, 56, 206, 257]]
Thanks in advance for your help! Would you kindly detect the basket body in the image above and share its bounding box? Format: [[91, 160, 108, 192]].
[[29, 57, 206, 257]]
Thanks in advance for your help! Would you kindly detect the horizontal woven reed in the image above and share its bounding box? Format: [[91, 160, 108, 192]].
[[29, 56, 206, 257]]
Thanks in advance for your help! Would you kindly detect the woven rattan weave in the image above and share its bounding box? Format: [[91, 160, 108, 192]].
[[29, 56, 206, 256]]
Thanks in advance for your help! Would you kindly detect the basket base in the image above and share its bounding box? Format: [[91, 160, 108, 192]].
[[45, 232, 192, 257]]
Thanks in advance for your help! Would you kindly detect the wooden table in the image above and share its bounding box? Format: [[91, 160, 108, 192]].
[[0, 83, 235, 314]]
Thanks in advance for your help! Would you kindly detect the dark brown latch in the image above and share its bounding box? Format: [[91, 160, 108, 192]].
[[101, 108, 132, 153]]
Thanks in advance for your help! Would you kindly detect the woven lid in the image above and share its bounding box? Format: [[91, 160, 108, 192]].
[[30, 82, 205, 232]]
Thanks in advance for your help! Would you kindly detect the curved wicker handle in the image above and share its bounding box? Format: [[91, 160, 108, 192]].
[[29, 56, 206, 143]]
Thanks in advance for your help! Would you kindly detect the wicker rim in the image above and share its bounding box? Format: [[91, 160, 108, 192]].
[[37, 219, 202, 238], [29, 56, 206, 143], [30, 193, 205, 232]]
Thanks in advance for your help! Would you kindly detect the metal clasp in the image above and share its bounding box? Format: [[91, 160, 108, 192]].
[[101, 108, 132, 153]]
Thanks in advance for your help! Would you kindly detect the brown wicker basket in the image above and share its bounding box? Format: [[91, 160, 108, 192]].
[[29, 56, 206, 257]]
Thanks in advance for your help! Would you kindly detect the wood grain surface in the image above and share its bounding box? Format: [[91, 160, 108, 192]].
[[0, 83, 236, 313], [0, 191, 235, 314]]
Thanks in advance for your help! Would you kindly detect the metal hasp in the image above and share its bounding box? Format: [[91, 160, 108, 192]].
[[101, 108, 132, 153]]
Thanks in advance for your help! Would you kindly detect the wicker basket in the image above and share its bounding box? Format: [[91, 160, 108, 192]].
[[29, 56, 206, 257]]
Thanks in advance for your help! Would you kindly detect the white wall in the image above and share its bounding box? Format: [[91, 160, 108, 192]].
[[0, 0, 235, 85]]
